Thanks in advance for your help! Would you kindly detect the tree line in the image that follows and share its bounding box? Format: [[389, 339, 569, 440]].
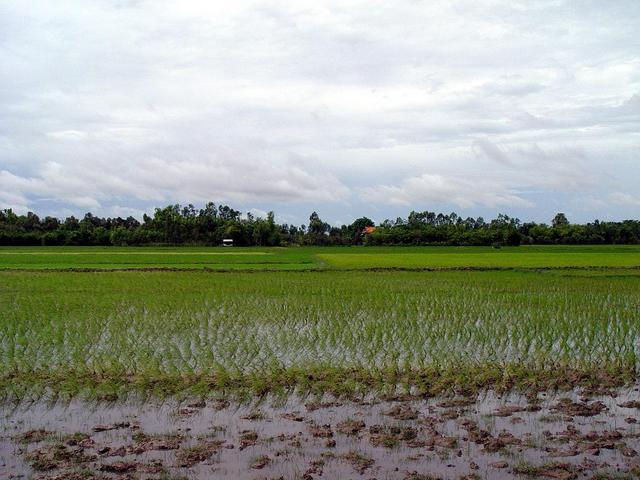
[[0, 204, 639, 247]]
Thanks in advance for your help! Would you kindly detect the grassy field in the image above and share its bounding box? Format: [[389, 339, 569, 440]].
[[0, 246, 318, 270], [1, 245, 640, 270], [1, 263, 638, 398]]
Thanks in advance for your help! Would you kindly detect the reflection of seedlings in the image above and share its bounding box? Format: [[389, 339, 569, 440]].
[[336, 418, 366, 436], [26, 443, 95, 471], [513, 461, 578, 479], [177, 407, 198, 416], [239, 430, 259, 450], [383, 404, 418, 420], [250, 454, 271, 469], [241, 409, 267, 421], [459, 418, 520, 452], [175, 441, 223, 467], [138, 459, 167, 474], [63, 432, 91, 447], [302, 458, 324, 479], [369, 425, 417, 448], [491, 405, 527, 417], [202, 424, 227, 437], [10, 388, 640, 479], [521, 436, 539, 449], [108, 446, 127, 457], [308, 423, 333, 438], [619, 401, 640, 409], [340, 450, 374, 474], [305, 457, 325, 476], [441, 408, 461, 420], [437, 398, 475, 409], [197, 430, 224, 441], [131, 431, 184, 451], [211, 399, 230, 410], [403, 473, 442, 480], [305, 401, 342, 412], [99, 461, 138, 473], [539, 414, 564, 423], [275, 432, 302, 448], [39, 468, 108, 480], [591, 474, 627, 480], [14, 429, 56, 444], [551, 398, 606, 417], [280, 411, 305, 422], [156, 474, 189, 480], [544, 423, 629, 454], [92, 422, 129, 432], [370, 433, 399, 448], [620, 446, 638, 457]]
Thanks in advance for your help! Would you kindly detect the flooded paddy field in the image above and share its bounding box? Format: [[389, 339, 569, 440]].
[[1, 269, 639, 398], [1, 250, 639, 479], [1, 385, 639, 480]]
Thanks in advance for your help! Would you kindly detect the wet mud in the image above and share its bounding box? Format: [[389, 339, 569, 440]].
[[1, 385, 639, 479]]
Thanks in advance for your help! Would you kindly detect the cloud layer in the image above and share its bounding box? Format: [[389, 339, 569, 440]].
[[1, 0, 639, 224]]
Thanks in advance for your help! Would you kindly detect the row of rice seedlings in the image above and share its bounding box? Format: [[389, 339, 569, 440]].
[[0, 271, 638, 394]]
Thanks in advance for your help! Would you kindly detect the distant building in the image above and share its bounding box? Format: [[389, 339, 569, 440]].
[[222, 238, 234, 247], [363, 226, 376, 235]]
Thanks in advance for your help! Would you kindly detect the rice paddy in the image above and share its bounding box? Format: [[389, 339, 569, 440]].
[[1, 256, 638, 398], [2, 246, 640, 478], [2, 244, 640, 270]]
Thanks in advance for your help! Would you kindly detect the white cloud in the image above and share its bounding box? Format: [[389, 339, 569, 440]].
[[609, 192, 640, 206], [0, 0, 638, 222], [359, 174, 533, 209]]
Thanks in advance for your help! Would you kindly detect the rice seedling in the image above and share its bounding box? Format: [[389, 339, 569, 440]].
[[0, 268, 637, 398]]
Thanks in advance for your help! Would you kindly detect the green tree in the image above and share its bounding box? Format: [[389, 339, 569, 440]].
[[552, 213, 569, 228]]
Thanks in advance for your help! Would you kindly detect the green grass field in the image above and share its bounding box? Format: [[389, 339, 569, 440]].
[[1, 245, 639, 398], [1, 245, 640, 270]]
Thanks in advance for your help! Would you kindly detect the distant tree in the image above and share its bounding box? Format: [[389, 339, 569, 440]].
[[308, 212, 329, 235], [0, 203, 638, 247], [306, 212, 330, 245], [110, 226, 130, 246], [350, 217, 375, 232], [552, 213, 569, 228]]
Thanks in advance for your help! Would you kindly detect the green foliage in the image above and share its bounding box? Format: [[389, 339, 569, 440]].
[[1, 206, 639, 247]]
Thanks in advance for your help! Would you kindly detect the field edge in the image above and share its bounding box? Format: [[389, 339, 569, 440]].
[[1, 363, 635, 402]]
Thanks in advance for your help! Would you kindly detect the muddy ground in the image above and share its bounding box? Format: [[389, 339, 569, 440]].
[[1, 385, 639, 480]]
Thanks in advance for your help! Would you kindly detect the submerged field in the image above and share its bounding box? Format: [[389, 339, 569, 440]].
[[1, 267, 638, 398], [2, 246, 640, 478]]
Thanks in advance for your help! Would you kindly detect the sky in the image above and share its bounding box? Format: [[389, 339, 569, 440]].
[[1, 0, 639, 227]]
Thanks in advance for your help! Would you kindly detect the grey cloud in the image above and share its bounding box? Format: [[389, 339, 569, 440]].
[[358, 174, 533, 209], [0, 0, 639, 223], [473, 139, 512, 166], [480, 77, 546, 97], [609, 192, 640, 206]]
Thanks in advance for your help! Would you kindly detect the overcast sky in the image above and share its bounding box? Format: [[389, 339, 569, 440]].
[[1, 0, 639, 226]]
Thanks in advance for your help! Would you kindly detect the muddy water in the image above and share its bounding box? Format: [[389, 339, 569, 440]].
[[1, 386, 639, 479]]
